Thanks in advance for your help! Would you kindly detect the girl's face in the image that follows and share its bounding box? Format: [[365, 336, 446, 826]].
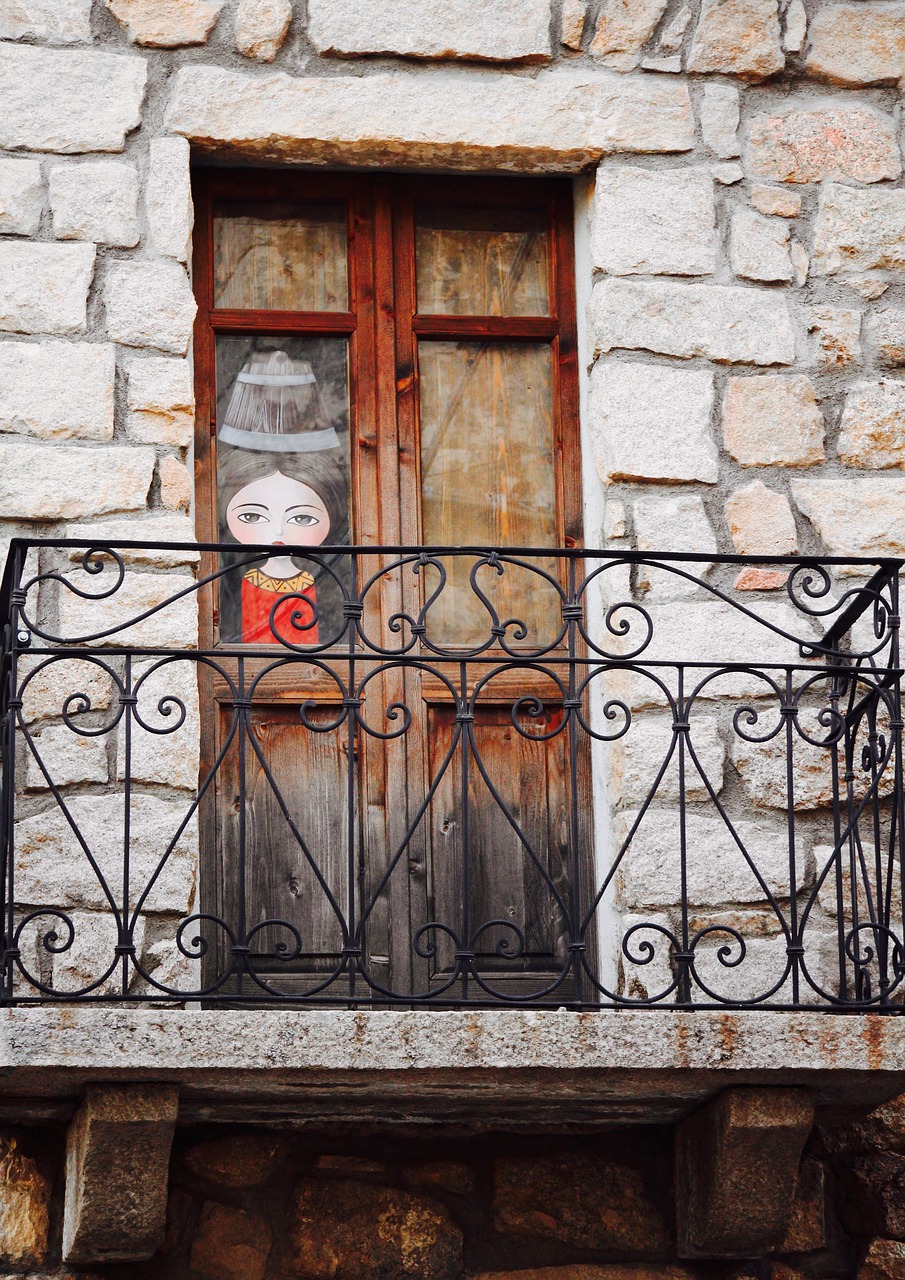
[[226, 471, 331, 548]]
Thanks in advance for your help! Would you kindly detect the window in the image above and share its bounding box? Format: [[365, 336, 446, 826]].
[[192, 171, 587, 1000]]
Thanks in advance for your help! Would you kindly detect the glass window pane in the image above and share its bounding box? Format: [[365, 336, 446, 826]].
[[215, 336, 351, 646], [214, 203, 348, 311], [419, 341, 559, 647], [415, 206, 549, 317]]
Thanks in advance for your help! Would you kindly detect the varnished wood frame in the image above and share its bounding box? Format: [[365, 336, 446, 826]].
[[191, 168, 591, 1001]]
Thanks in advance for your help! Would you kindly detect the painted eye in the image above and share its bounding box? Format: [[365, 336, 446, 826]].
[[287, 514, 319, 526], [237, 512, 266, 524]]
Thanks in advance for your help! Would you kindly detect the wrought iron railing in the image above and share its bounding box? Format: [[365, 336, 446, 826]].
[[0, 538, 902, 1010]]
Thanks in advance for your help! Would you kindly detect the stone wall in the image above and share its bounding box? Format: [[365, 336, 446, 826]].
[[1, 0, 904, 1005], [0, 1107, 904, 1279]]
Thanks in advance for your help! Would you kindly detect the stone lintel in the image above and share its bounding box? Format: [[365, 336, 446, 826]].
[[0, 1010, 903, 1132], [62, 1083, 179, 1264], [163, 65, 694, 171], [676, 1086, 815, 1259]]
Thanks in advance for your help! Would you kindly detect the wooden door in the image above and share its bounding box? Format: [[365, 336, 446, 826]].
[[192, 171, 587, 1003]]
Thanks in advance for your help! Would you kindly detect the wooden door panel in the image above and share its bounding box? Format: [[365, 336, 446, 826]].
[[425, 703, 570, 979], [218, 702, 354, 971]]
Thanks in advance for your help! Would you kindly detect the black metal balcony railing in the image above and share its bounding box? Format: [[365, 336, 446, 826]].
[[0, 538, 902, 1011]]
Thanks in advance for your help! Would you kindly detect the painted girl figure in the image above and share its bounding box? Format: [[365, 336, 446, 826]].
[[217, 349, 349, 645]]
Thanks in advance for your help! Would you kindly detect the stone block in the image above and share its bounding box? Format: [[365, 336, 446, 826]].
[[106, 0, 223, 46], [591, 164, 717, 276], [475, 1270, 697, 1280], [493, 1151, 670, 1253], [58, 569, 199, 648], [806, 4, 905, 86], [752, 185, 801, 217], [64, 512, 199, 567], [62, 1084, 178, 1263], [842, 1152, 905, 1240], [0, 440, 152, 519], [780, 1158, 826, 1252], [0, 441, 153, 520], [0, 341, 114, 441], [43, 909, 146, 996], [807, 306, 861, 367], [190, 1203, 271, 1280], [117, 657, 200, 791], [0, 0, 91, 41], [561, 0, 587, 50], [722, 376, 824, 467], [660, 6, 692, 52], [610, 714, 725, 806], [25, 723, 108, 791], [868, 309, 905, 365], [18, 656, 113, 726], [146, 137, 192, 263], [633, 494, 717, 599], [0, 159, 43, 235], [589, 362, 718, 485], [688, 912, 804, 1005], [688, 0, 784, 78], [839, 379, 905, 469], [700, 83, 740, 158], [105, 261, 196, 354], [50, 162, 139, 248], [734, 568, 789, 593], [590, 0, 669, 71], [619, 910, 677, 1003], [0, 241, 94, 337], [308, 0, 551, 62], [615, 810, 792, 909], [713, 161, 744, 184], [15, 793, 198, 915], [159, 455, 192, 511], [731, 712, 844, 811], [725, 481, 798, 557], [127, 357, 195, 447], [746, 106, 900, 184], [783, 0, 806, 52], [590, 279, 795, 365], [236, 0, 292, 60], [730, 206, 793, 283], [165, 66, 695, 170], [676, 1087, 814, 1258], [791, 478, 905, 561], [858, 1239, 905, 1280], [0, 44, 146, 153], [0, 1135, 49, 1269], [814, 185, 905, 276], [291, 1178, 463, 1278], [603, 599, 810, 707], [184, 1135, 284, 1187], [143, 937, 201, 997]]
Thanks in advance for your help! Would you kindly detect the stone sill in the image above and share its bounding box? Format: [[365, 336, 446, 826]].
[[1, 1008, 904, 1127]]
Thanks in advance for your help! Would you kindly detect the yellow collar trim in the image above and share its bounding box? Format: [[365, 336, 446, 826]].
[[244, 567, 314, 593]]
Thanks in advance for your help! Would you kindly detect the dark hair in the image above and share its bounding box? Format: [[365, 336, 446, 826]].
[[217, 444, 350, 548]]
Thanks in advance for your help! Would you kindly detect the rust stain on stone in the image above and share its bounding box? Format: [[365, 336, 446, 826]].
[[861, 1016, 886, 1071], [674, 1018, 689, 1069], [718, 1014, 738, 1062]]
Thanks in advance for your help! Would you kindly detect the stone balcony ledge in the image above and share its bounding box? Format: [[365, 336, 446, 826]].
[[1, 1008, 903, 1128]]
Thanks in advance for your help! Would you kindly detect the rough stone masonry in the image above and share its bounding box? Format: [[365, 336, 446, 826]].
[[2, 0, 905, 1276]]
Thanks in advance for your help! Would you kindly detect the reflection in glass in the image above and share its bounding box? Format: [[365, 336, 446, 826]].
[[216, 336, 351, 646], [214, 203, 348, 311], [419, 341, 559, 647], [415, 206, 549, 317]]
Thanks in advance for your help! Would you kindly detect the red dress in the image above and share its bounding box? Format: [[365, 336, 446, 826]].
[[241, 567, 318, 644]]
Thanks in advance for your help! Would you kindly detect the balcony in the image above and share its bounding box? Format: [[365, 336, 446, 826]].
[[0, 537, 902, 1012]]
